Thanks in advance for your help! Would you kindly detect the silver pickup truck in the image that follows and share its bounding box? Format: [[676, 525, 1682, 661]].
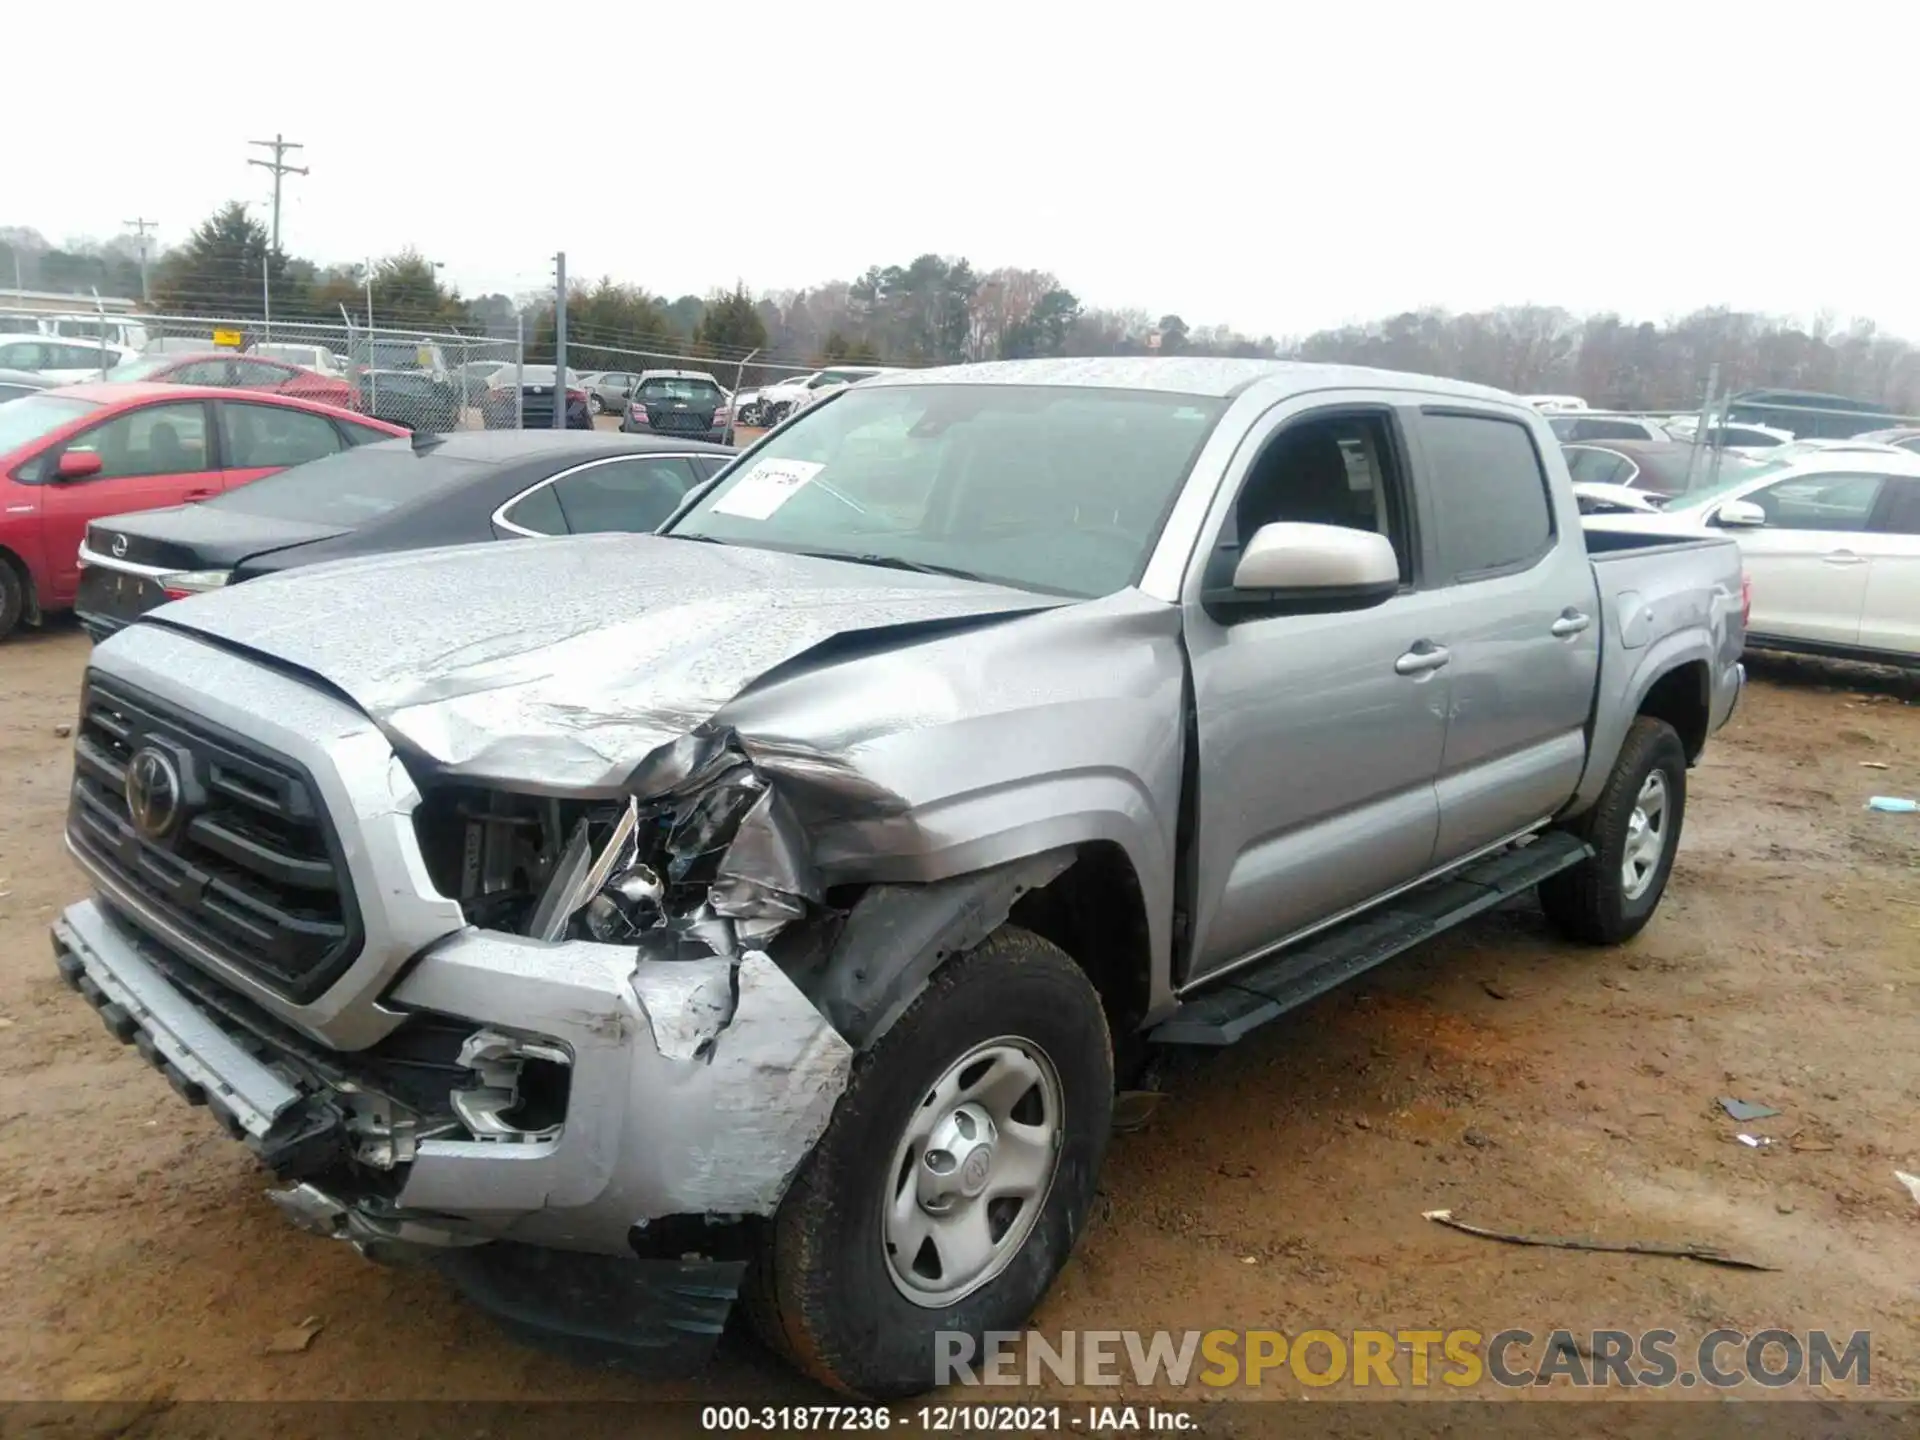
[[52, 358, 1745, 1397]]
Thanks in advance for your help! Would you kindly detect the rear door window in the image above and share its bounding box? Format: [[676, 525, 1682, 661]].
[[1874, 479, 1920, 535], [221, 403, 345, 469], [500, 482, 568, 535], [1420, 411, 1556, 581], [549, 456, 701, 533]]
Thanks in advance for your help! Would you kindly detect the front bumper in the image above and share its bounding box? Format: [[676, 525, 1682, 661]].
[[54, 897, 852, 1256]]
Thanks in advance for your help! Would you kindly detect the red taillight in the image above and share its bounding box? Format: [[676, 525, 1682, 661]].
[[567, 389, 586, 404], [1740, 572, 1752, 628], [162, 587, 191, 601]]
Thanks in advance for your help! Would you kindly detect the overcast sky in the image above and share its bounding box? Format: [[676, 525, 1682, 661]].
[[12, 1, 1917, 339]]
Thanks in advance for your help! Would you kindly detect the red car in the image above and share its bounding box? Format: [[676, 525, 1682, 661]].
[[105, 350, 355, 409], [0, 383, 404, 639]]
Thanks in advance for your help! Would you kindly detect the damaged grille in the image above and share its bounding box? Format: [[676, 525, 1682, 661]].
[[68, 676, 363, 1003]]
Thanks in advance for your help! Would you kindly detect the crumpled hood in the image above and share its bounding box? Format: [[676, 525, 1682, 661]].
[[147, 534, 1061, 791]]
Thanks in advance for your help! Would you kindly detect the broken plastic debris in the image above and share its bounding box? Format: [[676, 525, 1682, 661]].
[[1864, 796, 1917, 813], [1735, 1133, 1772, 1148], [265, 1315, 325, 1354], [1718, 1097, 1780, 1121], [1111, 1090, 1165, 1134], [1895, 1171, 1920, 1208]]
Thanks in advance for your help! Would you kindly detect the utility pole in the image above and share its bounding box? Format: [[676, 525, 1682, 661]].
[[248, 135, 306, 339], [246, 135, 307, 257], [552, 251, 567, 430], [123, 217, 157, 303]]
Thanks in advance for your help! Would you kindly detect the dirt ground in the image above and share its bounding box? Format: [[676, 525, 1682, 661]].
[[2, 623, 1916, 1416]]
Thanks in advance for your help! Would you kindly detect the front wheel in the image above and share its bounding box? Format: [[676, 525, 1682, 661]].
[[1539, 715, 1687, 945], [0, 561, 25, 640], [589, 394, 604, 414], [746, 925, 1112, 1399]]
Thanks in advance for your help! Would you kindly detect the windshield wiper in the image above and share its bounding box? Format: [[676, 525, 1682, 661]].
[[797, 549, 987, 583]]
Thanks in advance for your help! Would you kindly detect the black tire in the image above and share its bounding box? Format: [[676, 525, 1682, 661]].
[[0, 559, 24, 640], [1539, 716, 1687, 946], [589, 394, 604, 415], [767, 402, 789, 425], [745, 925, 1113, 1399]]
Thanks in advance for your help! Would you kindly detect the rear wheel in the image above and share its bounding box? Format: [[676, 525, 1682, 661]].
[[1539, 716, 1687, 945], [746, 925, 1112, 1398], [589, 394, 604, 415], [0, 559, 25, 640]]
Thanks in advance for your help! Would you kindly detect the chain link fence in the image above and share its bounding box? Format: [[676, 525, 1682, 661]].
[[133, 312, 523, 434]]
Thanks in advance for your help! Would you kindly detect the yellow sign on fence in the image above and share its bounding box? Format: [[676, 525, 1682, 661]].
[[211, 327, 244, 349]]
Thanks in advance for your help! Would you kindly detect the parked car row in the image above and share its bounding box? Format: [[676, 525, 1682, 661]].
[[0, 384, 407, 638]]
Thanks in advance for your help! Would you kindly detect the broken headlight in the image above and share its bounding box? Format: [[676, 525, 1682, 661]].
[[524, 755, 822, 952]]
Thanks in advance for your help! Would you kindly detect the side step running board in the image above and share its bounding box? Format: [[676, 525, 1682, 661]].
[[1150, 832, 1592, 1047]]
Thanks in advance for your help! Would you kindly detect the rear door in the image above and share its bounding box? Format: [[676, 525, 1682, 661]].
[[1732, 471, 1885, 645], [1856, 478, 1920, 658], [1406, 407, 1602, 864], [217, 400, 349, 489], [36, 400, 218, 605]]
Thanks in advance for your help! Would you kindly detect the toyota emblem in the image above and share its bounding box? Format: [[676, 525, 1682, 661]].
[[111, 534, 129, 558], [125, 747, 184, 841]]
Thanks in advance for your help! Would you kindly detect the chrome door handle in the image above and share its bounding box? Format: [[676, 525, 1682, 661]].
[[1394, 643, 1451, 676], [1822, 550, 1865, 566], [1551, 610, 1592, 637]]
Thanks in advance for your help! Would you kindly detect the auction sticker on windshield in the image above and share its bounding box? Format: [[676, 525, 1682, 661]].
[[711, 459, 825, 520]]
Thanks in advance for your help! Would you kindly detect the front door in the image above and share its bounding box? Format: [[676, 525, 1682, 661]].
[[1183, 395, 1449, 985], [1733, 471, 1887, 646], [38, 400, 219, 605]]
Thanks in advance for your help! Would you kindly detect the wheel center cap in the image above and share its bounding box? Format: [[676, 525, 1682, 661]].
[[959, 1145, 994, 1197]]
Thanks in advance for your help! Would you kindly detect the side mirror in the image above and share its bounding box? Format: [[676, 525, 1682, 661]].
[[1217, 522, 1401, 611], [54, 450, 103, 482], [1711, 498, 1766, 529]]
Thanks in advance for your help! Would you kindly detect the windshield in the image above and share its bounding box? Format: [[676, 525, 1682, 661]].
[[667, 383, 1229, 598], [640, 377, 722, 401], [0, 394, 99, 452], [210, 441, 483, 525]]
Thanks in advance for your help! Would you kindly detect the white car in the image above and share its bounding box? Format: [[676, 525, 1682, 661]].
[[1663, 416, 1795, 453], [1586, 450, 1920, 664], [251, 342, 343, 376], [790, 365, 900, 414], [757, 366, 898, 423], [0, 336, 137, 382], [42, 313, 153, 352]]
